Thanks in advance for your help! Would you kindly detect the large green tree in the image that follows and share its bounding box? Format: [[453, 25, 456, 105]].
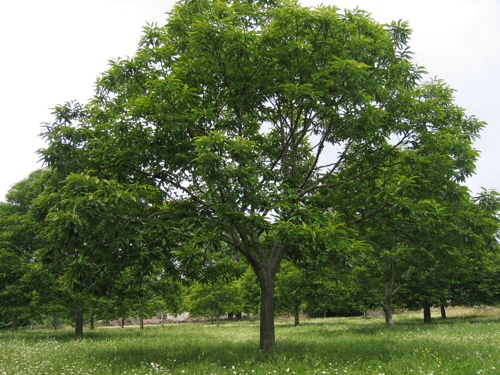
[[40, 0, 484, 350]]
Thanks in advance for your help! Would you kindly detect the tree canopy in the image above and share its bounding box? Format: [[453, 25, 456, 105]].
[[38, 0, 488, 351]]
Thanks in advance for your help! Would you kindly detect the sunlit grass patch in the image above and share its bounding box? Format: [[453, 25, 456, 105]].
[[1, 312, 499, 374]]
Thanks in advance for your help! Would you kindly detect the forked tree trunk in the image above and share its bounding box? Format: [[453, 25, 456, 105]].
[[423, 301, 432, 323], [440, 305, 446, 319], [75, 304, 84, 338], [294, 302, 300, 326], [11, 311, 18, 332], [239, 234, 282, 352]]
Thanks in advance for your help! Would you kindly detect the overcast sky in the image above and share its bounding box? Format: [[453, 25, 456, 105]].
[[1, 0, 499, 201]]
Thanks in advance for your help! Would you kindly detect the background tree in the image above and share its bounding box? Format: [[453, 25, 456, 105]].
[[0, 169, 48, 331], [185, 280, 242, 326]]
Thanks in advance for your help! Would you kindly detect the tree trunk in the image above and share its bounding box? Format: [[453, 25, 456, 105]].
[[216, 306, 220, 327], [259, 274, 276, 352], [210, 315, 213, 324], [139, 305, 144, 330], [363, 307, 368, 320], [236, 312, 242, 321], [382, 280, 394, 325], [381, 302, 393, 325], [121, 316, 125, 328], [75, 304, 84, 338], [161, 312, 165, 327], [228, 312, 234, 321], [90, 312, 95, 330], [423, 301, 432, 323], [239, 234, 282, 352], [11, 311, 18, 332], [440, 305, 446, 319], [294, 302, 300, 326]]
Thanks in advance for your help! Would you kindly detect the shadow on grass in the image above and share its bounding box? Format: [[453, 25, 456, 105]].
[[3, 314, 500, 372]]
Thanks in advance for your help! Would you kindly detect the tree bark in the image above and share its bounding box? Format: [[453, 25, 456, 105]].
[[259, 274, 276, 351], [11, 311, 18, 332], [232, 230, 282, 352], [161, 312, 165, 326], [423, 301, 432, 323], [90, 312, 95, 330], [139, 305, 144, 330], [52, 314, 58, 330], [294, 302, 300, 326], [121, 316, 125, 328], [381, 302, 394, 325], [440, 305, 446, 319], [382, 279, 394, 325], [236, 312, 242, 321], [75, 304, 84, 338]]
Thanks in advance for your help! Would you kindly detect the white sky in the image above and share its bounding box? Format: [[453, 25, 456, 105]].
[[1, 0, 499, 201]]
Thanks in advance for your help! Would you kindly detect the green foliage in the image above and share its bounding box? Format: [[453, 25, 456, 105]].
[[185, 280, 242, 321], [37, 0, 491, 349]]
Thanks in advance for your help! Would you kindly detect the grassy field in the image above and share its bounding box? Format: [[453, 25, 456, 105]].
[[1, 308, 499, 375]]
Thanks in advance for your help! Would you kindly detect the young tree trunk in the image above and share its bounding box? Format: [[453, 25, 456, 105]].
[[216, 306, 220, 327], [381, 302, 394, 325], [90, 312, 95, 330], [363, 307, 368, 320], [11, 311, 18, 332], [30, 320, 33, 330], [294, 302, 300, 326], [423, 301, 432, 323], [161, 312, 165, 327], [210, 315, 213, 324], [75, 304, 84, 338], [382, 280, 394, 325], [440, 305, 447, 319], [139, 305, 144, 330], [121, 316, 125, 328]]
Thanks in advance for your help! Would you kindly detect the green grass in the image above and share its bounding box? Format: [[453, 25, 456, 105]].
[[1, 309, 500, 375]]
